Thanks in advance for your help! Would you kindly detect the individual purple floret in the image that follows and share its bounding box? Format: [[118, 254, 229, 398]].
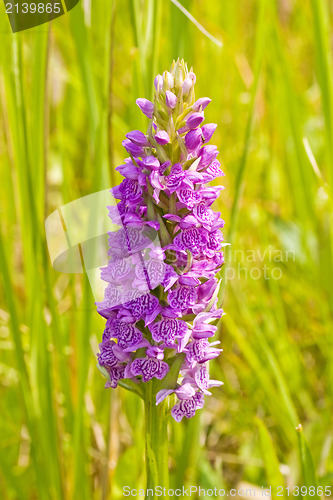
[[96, 59, 225, 421]]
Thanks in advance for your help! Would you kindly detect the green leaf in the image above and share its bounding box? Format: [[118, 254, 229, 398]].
[[159, 353, 185, 390], [297, 425, 321, 500], [118, 379, 144, 399], [96, 363, 109, 380], [97, 364, 144, 399], [255, 418, 285, 499]]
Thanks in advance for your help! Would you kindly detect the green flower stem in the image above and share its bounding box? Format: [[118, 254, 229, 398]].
[[144, 380, 169, 499]]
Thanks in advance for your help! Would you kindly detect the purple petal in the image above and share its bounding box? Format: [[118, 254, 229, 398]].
[[201, 123, 217, 142], [185, 129, 202, 152], [149, 171, 164, 189], [193, 97, 211, 112], [155, 130, 170, 145], [122, 139, 143, 157], [175, 383, 196, 400], [171, 403, 185, 422], [188, 71, 196, 84], [163, 214, 182, 222], [136, 98, 154, 119], [122, 213, 144, 228], [112, 344, 130, 362], [186, 112, 204, 130], [142, 155, 160, 170], [182, 77, 193, 94], [156, 389, 174, 405], [154, 74, 163, 91], [116, 162, 140, 180], [170, 163, 183, 175], [146, 220, 160, 231], [159, 160, 171, 174], [198, 145, 218, 168], [146, 346, 164, 359], [126, 130, 148, 146], [145, 305, 162, 326], [166, 90, 177, 109], [193, 309, 224, 326]]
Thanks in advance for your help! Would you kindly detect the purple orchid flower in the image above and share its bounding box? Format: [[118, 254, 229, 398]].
[[96, 59, 226, 421]]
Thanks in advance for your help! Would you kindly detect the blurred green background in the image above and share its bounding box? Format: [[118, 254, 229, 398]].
[[0, 0, 333, 498]]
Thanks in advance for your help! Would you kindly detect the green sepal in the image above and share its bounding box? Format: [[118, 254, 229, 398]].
[[175, 105, 192, 124], [175, 86, 184, 116], [169, 193, 176, 215], [181, 250, 193, 274], [181, 313, 197, 321], [155, 144, 170, 163], [159, 353, 186, 391], [204, 279, 222, 313], [182, 157, 199, 170], [146, 195, 156, 221], [133, 347, 147, 360], [188, 157, 201, 171], [97, 364, 144, 399], [97, 363, 109, 380], [176, 133, 188, 160], [157, 214, 173, 246], [167, 115, 176, 141], [118, 379, 144, 399]]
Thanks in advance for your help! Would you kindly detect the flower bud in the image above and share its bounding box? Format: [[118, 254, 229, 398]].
[[174, 65, 184, 88], [165, 90, 177, 109], [136, 98, 154, 119], [122, 139, 143, 157], [182, 78, 193, 94], [154, 74, 163, 91], [186, 112, 204, 130], [185, 128, 202, 152], [201, 123, 217, 142], [188, 71, 196, 84], [192, 97, 211, 112], [155, 130, 170, 145], [163, 71, 174, 89], [142, 155, 160, 170]]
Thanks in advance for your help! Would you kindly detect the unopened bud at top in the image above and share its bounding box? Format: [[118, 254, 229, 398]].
[[182, 72, 196, 95], [163, 71, 174, 89], [154, 74, 163, 92], [174, 64, 184, 88], [155, 130, 170, 145]]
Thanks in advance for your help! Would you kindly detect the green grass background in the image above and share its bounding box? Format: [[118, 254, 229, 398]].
[[0, 0, 332, 498]]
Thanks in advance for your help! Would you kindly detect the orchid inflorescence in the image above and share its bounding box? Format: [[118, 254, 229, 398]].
[[96, 59, 225, 422]]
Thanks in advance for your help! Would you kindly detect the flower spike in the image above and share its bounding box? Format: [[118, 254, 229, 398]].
[[96, 60, 225, 421]]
